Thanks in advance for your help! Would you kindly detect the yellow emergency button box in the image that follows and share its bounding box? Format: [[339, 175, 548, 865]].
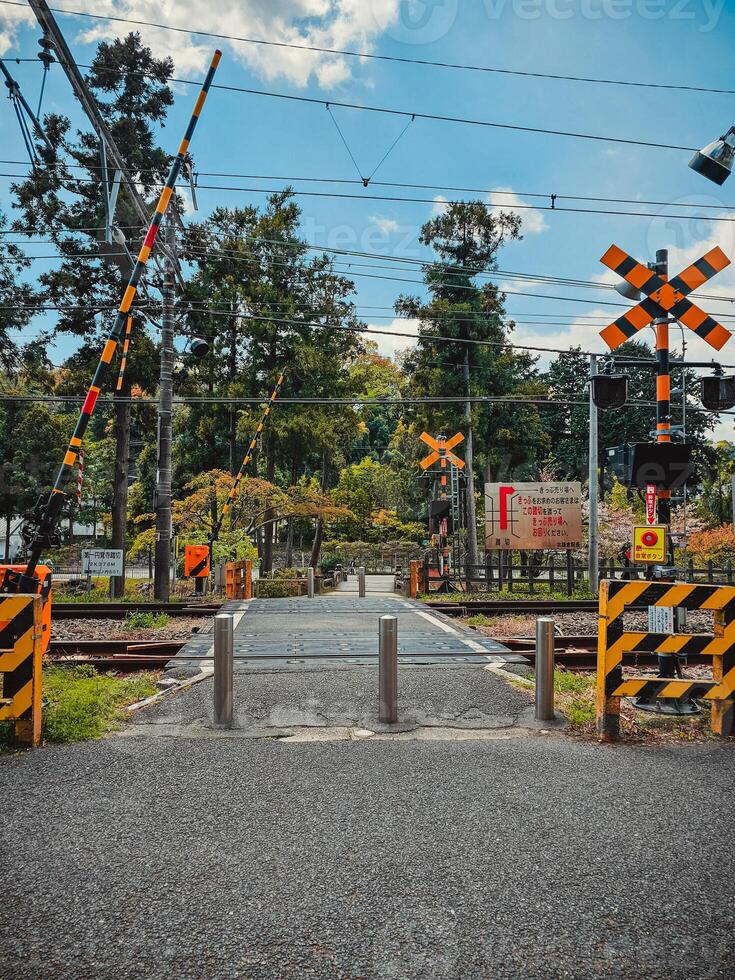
[[632, 525, 667, 564]]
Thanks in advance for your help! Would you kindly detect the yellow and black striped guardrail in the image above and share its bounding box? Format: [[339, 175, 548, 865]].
[[597, 580, 735, 740], [0, 594, 43, 748]]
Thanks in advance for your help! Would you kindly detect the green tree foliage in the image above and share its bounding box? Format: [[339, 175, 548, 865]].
[[332, 458, 401, 539], [542, 344, 714, 482], [695, 440, 735, 526], [0, 211, 37, 371], [0, 401, 68, 554], [397, 202, 548, 481]]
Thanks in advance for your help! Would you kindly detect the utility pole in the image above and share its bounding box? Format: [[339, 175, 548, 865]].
[[652, 248, 673, 559], [154, 217, 176, 600], [588, 354, 599, 593], [462, 349, 479, 571]]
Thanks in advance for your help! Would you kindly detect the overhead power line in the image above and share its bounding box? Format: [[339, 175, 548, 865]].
[[0, 393, 688, 409], [3, 158, 734, 214], [0, 1, 730, 96], [0, 47, 699, 153]]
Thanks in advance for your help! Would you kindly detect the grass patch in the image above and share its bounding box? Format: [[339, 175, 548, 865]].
[[42, 665, 158, 743], [553, 668, 593, 695], [123, 611, 171, 630], [1, 665, 159, 747], [54, 578, 185, 604], [466, 614, 496, 627], [420, 586, 596, 602]]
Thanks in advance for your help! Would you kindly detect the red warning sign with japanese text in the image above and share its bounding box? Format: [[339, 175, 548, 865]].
[[484, 482, 583, 551]]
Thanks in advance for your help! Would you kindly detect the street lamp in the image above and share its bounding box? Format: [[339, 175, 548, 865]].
[[689, 126, 735, 185]]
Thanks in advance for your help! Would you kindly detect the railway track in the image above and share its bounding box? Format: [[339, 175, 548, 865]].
[[52, 601, 221, 619], [49, 638, 185, 670], [425, 599, 598, 616]]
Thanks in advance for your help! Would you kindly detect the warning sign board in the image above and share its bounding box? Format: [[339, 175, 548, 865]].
[[632, 525, 667, 564], [184, 544, 210, 578], [484, 482, 583, 551]]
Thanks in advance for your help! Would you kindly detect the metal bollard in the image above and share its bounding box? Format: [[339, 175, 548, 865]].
[[535, 617, 555, 722], [358, 566, 366, 598], [307, 566, 315, 598], [213, 612, 234, 728], [379, 614, 398, 723]]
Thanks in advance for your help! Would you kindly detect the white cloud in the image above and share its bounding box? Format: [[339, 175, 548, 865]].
[[431, 195, 448, 216], [0, 4, 34, 56], [369, 214, 399, 235], [510, 312, 610, 371], [487, 186, 549, 235], [364, 317, 419, 359], [0, 1, 403, 88]]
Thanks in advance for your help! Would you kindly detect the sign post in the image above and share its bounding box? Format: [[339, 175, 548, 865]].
[[419, 431, 465, 592], [600, 242, 732, 706]]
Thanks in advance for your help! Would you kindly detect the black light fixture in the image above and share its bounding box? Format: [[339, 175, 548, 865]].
[[189, 337, 209, 358], [591, 370, 628, 410], [689, 126, 735, 186], [700, 373, 735, 411]]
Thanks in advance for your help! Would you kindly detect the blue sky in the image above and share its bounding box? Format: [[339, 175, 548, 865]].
[[1, 0, 734, 402]]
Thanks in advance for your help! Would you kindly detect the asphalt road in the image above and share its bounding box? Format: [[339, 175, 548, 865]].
[[1, 733, 733, 979]]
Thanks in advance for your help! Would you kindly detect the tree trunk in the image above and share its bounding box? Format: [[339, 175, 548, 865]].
[[463, 348, 479, 569], [310, 517, 323, 569], [261, 433, 276, 573], [310, 454, 328, 568], [284, 457, 297, 567], [110, 386, 131, 598]]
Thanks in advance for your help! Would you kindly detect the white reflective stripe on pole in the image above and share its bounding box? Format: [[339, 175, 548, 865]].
[[379, 615, 398, 723], [588, 354, 599, 594], [213, 612, 234, 728], [535, 617, 555, 722], [358, 566, 366, 598], [307, 566, 315, 598]]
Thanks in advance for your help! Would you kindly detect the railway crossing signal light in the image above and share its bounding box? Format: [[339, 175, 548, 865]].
[[689, 125, 735, 185], [591, 373, 628, 410], [700, 373, 735, 411]]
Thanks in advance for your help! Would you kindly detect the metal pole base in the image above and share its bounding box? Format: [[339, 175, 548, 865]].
[[630, 697, 701, 717], [631, 652, 701, 716]]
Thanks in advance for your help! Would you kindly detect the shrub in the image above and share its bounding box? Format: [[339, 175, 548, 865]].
[[687, 524, 735, 566], [255, 579, 300, 598], [318, 555, 340, 574]]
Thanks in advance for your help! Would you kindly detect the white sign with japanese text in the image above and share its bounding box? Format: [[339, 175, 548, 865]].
[[82, 549, 124, 577]]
